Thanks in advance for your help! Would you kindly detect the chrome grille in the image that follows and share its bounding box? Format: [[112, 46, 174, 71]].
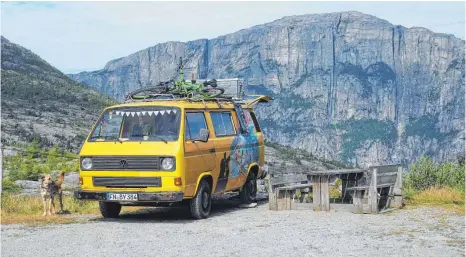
[[86, 156, 161, 171], [93, 177, 161, 187]]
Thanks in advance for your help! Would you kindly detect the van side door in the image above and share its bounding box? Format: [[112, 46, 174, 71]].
[[209, 110, 237, 193]]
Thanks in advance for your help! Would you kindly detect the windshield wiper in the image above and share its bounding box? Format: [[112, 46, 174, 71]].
[[89, 135, 122, 143], [154, 135, 168, 144], [89, 135, 104, 140], [106, 135, 123, 143]]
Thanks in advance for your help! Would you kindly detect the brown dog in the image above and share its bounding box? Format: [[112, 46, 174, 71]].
[[40, 172, 65, 216]]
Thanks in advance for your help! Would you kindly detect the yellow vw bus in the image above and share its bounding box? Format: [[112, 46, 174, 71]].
[[74, 95, 271, 219]]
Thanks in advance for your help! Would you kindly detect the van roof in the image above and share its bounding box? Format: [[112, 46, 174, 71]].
[[105, 99, 249, 110], [105, 95, 273, 111]]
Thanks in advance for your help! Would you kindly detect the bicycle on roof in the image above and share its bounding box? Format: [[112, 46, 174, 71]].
[[126, 57, 225, 101]]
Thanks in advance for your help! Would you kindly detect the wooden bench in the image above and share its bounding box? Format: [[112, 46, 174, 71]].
[[267, 171, 313, 211], [346, 165, 403, 214]]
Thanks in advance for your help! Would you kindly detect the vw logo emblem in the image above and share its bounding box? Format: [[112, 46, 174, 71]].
[[119, 159, 128, 169]]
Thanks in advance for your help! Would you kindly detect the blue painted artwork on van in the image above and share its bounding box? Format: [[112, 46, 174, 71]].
[[230, 124, 259, 178]]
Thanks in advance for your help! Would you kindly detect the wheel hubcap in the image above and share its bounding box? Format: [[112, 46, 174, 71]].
[[202, 192, 209, 209], [248, 180, 256, 196]]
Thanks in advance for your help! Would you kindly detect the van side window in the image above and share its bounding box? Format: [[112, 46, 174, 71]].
[[249, 111, 262, 132], [185, 112, 207, 140], [211, 112, 235, 136]]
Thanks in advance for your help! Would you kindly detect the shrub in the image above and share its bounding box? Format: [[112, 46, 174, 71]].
[[4, 144, 79, 183], [1, 179, 22, 193], [403, 155, 465, 192]]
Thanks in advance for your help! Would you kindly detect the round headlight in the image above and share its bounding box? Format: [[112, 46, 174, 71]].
[[81, 158, 93, 170], [161, 158, 174, 170]]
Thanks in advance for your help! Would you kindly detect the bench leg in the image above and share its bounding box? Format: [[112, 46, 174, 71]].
[[276, 190, 292, 211], [368, 168, 378, 214], [311, 175, 330, 211], [311, 176, 321, 211], [389, 166, 403, 209], [320, 176, 330, 211], [268, 187, 278, 211], [352, 190, 364, 214]]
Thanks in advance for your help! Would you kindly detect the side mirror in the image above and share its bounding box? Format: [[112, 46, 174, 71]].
[[194, 128, 209, 142]]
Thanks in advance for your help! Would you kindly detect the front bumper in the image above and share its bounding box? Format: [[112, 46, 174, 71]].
[[74, 190, 184, 202]]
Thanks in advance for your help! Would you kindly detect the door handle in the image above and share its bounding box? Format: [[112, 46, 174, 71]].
[[209, 148, 216, 153]]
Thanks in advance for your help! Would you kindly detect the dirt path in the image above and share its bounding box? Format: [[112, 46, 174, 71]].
[[1, 199, 464, 257]]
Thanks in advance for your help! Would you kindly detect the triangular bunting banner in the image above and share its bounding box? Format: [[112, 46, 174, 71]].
[[173, 110, 177, 114], [116, 111, 120, 116], [160, 110, 165, 115], [148, 111, 153, 116], [131, 112, 135, 117], [154, 111, 159, 116], [166, 110, 171, 114], [141, 111, 146, 116], [136, 112, 141, 116]]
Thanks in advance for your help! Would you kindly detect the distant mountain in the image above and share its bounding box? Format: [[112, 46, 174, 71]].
[[68, 11, 465, 166], [1, 36, 117, 152]]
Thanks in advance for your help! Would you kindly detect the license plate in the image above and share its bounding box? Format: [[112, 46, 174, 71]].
[[107, 193, 138, 201]]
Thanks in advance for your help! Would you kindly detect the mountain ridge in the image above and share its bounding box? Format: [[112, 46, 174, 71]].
[[68, 11, 462, 78], [1, 36, 117, 153], [67, 11, 465, 166]]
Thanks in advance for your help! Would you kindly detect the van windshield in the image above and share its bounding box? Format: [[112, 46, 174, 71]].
[[88, 106, 181, 142]]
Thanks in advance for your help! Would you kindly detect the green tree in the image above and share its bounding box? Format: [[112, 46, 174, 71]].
[[26, 139, 41, 158]]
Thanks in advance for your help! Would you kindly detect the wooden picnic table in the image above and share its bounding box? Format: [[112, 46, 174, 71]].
[[297, 169, 367, 211], [267, 164, 403, 213]]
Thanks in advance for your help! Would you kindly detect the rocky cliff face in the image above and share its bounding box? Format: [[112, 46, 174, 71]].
[[69, 11, 465, 166]]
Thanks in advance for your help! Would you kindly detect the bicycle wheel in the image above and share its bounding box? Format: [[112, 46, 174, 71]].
[[201, 87, 225, 98], [128, 81, 174, 99], [203, 79, 217, 88]]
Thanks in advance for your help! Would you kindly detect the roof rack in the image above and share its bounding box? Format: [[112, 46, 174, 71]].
[[122, 57, 273, 106], [124, 77, 246, 103]]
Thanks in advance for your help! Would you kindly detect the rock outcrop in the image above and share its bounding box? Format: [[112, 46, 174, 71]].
[[69, 12, 465, 166]]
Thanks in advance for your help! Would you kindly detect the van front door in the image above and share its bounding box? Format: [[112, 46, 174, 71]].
[[184, 112, 216, 197]]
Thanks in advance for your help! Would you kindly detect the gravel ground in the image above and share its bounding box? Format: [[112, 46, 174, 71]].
[[1, 197, 464, 257]]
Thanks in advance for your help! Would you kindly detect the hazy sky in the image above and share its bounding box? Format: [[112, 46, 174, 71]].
[[2, 1, 465, 74]]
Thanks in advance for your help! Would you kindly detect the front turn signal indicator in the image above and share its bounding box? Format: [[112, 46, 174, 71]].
[[79, 176, 83, 185], [174, 177, 182, 186]]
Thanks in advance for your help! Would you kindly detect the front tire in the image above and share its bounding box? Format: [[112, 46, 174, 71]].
[[240, 172, 257, 204], [99, 201, 122, 218], [190, 180, 212, 219]]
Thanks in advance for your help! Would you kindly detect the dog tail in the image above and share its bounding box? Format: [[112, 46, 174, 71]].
[[57, 171, 65, 186]]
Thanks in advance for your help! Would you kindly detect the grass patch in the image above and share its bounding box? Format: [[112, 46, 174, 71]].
[[404, 187, 465, 215], [1, 194, 146, 225], [411, 187, 464, 205], [1, 194, 98, 225], [402, 155, 465, 214]]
